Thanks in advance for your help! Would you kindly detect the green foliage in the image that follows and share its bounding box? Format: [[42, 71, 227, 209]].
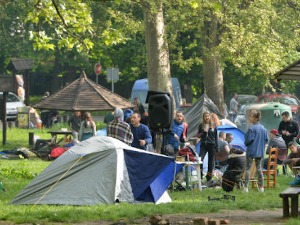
[[2, 0, 300, 104], [26, 0, 94, 52]]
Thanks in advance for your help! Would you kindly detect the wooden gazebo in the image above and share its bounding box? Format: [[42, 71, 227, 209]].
[[275, 59, 300, 81], [33, 71, 133, 111]]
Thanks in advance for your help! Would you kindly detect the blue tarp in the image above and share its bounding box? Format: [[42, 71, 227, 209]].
[[196, 125, 246, 172]]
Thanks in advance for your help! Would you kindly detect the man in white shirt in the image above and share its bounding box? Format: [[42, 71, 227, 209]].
[[229, 93, 239, 122]]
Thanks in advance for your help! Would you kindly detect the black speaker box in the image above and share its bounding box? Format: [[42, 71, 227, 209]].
[[148, 93, 173, 129]]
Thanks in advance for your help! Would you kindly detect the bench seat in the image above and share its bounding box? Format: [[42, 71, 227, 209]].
[[279, 187, 300, 217]]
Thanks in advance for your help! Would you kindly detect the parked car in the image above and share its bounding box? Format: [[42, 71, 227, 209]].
[[256, 93, 300, 121], [234, 104, 251, 133], [0, 92, 25, 121], [237, 94, 257, 105], [130, 78, 183, 110]]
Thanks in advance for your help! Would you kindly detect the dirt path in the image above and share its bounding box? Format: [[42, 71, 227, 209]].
[[0, 209, 291, 224]]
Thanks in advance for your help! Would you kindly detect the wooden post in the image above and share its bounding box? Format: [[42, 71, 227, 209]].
[[29, 132, 34, 146]]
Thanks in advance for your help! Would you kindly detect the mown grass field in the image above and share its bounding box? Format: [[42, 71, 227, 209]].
[[0, 127, 299, 224]]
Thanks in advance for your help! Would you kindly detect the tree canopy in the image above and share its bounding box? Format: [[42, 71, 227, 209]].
[[1, 0, 300, 106]]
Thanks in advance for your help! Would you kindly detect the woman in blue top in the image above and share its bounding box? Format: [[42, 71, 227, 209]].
[[167, 111, 185, 154], [244, 110, 268, 193]]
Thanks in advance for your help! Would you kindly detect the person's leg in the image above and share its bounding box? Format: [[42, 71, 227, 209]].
[[263, 158, 268, 170], [290, 162, 298, 176], [255, 157, 264, 191], [200, 145, 208, 179], [244, 156, 253, 191], [206, 147, 215, 181]]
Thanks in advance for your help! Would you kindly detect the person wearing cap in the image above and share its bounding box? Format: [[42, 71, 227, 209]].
[[278, 111, 299, 148], [263, 129, 286, 171], [107, 108, 133, 145]]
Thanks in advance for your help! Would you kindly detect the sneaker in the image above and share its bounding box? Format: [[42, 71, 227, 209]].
[[289, 175, 300, 186], [243, 187, 249, 193], [258, 187, 264, 192]]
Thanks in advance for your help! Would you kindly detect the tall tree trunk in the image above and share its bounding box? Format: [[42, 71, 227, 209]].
[[143, 1, 172, 95], [202, 10, 225, 115], [143, 0, 172, 153]]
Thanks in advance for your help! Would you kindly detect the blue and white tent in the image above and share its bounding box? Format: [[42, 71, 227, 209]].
[[12, 136, 181, 205]]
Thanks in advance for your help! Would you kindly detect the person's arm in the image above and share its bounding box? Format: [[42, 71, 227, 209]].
[[79, 122, 83, 141], [278, 122, 284, 135], [143, 126, 152, 145], [266, 142, 271, 155], [92, 121, 96, 136], [197, 123, 203, 138], [244, 129, 254, 146], [126, 125, 134, 144], [284, 154, 293, 164], [224, 144, 230, 154], [291, 121, 299, 138], [214, 127, 218, 149]]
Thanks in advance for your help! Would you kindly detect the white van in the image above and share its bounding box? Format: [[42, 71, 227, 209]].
[[130, 78, 182, 110]]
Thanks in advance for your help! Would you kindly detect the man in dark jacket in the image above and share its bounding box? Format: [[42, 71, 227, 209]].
[[222, 148, 246, 192], [278, 111, 299, 148]]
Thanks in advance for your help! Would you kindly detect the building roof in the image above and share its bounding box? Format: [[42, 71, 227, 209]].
[[274, 59, 300, 81], [33, 71, 133, 111], [10, 58, 34, 71]]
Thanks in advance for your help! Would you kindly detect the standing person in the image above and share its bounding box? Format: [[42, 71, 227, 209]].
[[107, 108, 133, 145], [197, 111, 218, 182], [229, 93, 239, 123], [243, 110, 268, 193], [133, 97, 148, 125], [79, 112, 96, 141], [130, 113, 152, 150], [278, 111, 299, 148], [68, 111, 82, 142], [210, 113, 221, 126], [167, 111, 185, 154]]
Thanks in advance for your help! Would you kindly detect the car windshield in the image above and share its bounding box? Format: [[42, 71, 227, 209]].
[[272, 97, 299, 105], [0, 93, 20, 103]]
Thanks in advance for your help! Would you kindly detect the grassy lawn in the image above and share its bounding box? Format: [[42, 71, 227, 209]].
[[0, 127, 299, 224]]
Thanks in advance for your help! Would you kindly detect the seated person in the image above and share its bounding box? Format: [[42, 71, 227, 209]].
[[103, 111, 114, 124], [263, 129, 287, 172], [284, 142, 300, 176], [222, 148, 246, 192], [215, 131, 230, 172]]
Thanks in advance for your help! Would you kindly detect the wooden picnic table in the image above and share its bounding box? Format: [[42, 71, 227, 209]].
[[47, 130, 73, 145]]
